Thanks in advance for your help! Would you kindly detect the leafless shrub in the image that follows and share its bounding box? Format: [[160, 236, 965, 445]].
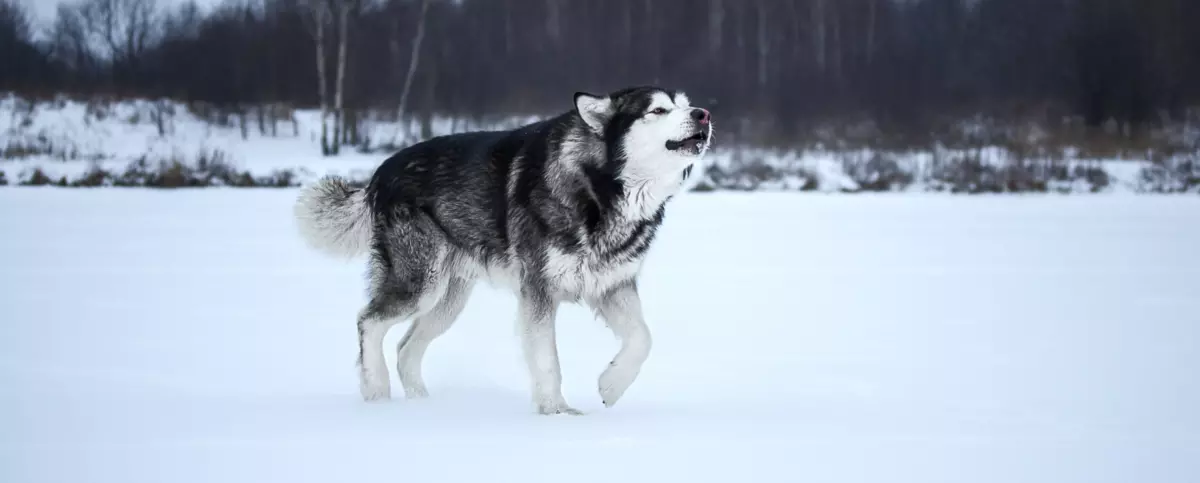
[[73, 165, 112, 187], [148, 100, 175, 136], [700, 161, 820, 192], [11, 149, 302, 188], [840, 152, 915, 192], [84, 97, 113, 124], [926, 152, 1109, 194], [925, 150, 1003, 193], [20, 168, 54, 186], [1138, 157, 1200, 194], [2, 139, 53, 159]]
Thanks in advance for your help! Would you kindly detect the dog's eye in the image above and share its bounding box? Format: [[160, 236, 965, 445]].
[[650, 107, 668, 116]]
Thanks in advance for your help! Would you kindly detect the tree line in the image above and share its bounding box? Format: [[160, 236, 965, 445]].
[[2, 0, 1199, 149]]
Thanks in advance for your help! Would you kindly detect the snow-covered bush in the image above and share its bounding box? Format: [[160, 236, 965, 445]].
[[696, 160, 819, 192], [13, 150, 299, 188], [1138, 157, 1200, 193], [840, 152, 915, 192], [925, 155, 1109, 194]]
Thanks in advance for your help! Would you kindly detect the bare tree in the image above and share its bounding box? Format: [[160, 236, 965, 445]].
[[0, 0, 41, 91], [544, 0, 560, 43], [813, 0, 827, 75], [12, 0, 1200, 149], [866, 0, 878, 66], [0, 0, 30, 42], [331, 0, 355, 155], [708, 0, 723, 56], [301, 0, 332, 155], [394, 0, 431, 145], [48, 4, 96, 82], [831, 2, 842, 81], [75, 0, 159, 85], [756, 0, 768, 87], [160, 1, 201, 41]]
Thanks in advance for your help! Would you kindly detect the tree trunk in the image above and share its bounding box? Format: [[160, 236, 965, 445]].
[[832, 3, 842, 82], [389, 9, 402, 120], [708, 0, 723, 56], [787, 0, 803, 59], [419, 55, 438, 142], [647, 0, 658, 73], [545, 0, 560, 43], [239, 108, 249, 140], [866, 0, 877, 66], [756, 0, 768, 87], [395, 0, 432, 145], [622, 0, 633, 53], [310, 1, 331, 156], [332, 0, 351, 156], [343, 108, 359, 146], [503, 0, 513, 56], [813, 0, 827, 75]]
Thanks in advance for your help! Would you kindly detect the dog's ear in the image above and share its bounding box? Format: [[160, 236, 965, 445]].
[[574, 92, 613, 133]]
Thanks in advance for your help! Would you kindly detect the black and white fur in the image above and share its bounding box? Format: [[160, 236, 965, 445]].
[[294, 86, 713, 415]]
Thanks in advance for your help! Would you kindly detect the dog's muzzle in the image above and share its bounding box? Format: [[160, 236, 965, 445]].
[[665, 109, 712, 155], [666, 130, 710, 156]]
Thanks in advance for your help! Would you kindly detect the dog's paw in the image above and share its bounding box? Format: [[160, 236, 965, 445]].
[[359, 383, 391, 402], [537, 404, 584, 416], [403, 386, 430, 399], [598, 362, 637, 408]]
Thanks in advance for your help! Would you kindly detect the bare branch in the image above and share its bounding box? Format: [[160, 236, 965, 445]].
[[396, 0, 431, 123]]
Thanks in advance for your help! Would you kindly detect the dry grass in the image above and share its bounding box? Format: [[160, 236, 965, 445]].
[[11, 150, 301, 188]]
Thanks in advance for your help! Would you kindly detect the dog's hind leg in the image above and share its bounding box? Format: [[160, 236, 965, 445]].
[[355, 222, 443, 402], [357, 302, 406, 402], [395, 276, 476, 399], [590, 281, 652, 408]]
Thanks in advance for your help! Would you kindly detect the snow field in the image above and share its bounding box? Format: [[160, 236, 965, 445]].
[[1, 189, 1198, 482]]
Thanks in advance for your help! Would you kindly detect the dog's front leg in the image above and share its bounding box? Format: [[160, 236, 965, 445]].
[[518, 285, 581, 415], [591, 282, 652, 408]]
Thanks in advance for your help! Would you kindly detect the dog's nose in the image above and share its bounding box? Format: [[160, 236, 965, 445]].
[[690, 108, 710, 124]]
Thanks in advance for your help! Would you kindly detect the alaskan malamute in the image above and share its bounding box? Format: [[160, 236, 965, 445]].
[[294, 86, 713, 415]]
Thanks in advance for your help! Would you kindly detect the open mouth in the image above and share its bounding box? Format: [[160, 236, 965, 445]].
[[665, 129, 710, 154]]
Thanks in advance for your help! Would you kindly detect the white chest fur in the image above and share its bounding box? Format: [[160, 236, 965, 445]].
[[541, 245, 645, 302], [461, 247, 644, 303]]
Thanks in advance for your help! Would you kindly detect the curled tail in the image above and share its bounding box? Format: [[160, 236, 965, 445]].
[[294, 176, 372, 259]]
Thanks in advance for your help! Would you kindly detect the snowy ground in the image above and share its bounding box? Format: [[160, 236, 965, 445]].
[[2, 189, 1199, 483], [0, 95, 539, 185]]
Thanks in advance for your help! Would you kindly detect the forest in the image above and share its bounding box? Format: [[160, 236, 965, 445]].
[[2, 0, 1200, 150]]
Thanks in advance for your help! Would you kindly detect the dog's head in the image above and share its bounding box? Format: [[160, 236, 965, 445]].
[[573, 86, 712, 180]]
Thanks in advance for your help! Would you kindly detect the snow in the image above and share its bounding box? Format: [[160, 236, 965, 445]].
[[5, 95, 1191, 193], [0, 95, 540, 185], [2, 189, 1199, 483]]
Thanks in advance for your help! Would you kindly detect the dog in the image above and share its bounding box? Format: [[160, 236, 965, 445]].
[[293, 86, 713, 415]]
